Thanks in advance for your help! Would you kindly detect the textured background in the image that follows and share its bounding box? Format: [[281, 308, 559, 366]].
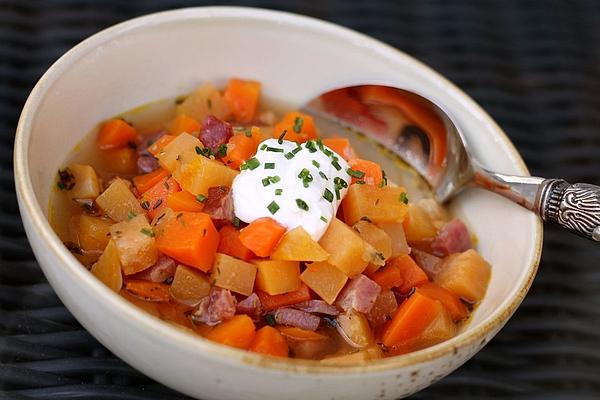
[[1, 1, 600, 399]]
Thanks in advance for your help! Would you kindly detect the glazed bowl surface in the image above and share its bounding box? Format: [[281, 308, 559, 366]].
[[14, 7, 542, 400]]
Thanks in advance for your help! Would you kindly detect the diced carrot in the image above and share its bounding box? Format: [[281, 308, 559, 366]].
[[370, 264, 403, 290], [123, 280, 170, 302], [392, 255, 429, 293], [322, 137, 356, 161], [249, 326, 289, 357], [218, 225, 256, 261], [348, 158, 383, 185], [166, 190, 204, 212], [147, 135, 176, 157], [257, 283, 312, 312], [97, 119, 137, 150], [381, 292, 441, 347], [139, 176, 181, 220], [222, 127, 262, 169], [168, 114, 201, 136], [273, 112, 317, 143], [155, 212, 219, 272], [132, 168, 169, 195], [223, 79, 261, 123], [278, 326, 328, 341], [416, 282, 469, 321], [101, 147, 138, 175], [239, 217, 286, 257], [206, 314, 256, 349]]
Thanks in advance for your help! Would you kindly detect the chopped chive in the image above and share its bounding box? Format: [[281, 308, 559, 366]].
[[292, 146, 302, 154], [379, 170, 388, 187], [399, 192, 409, 204], [260, 144, 268, 151], [270, 176, 281, 183], [140, 228, 155, 237], [312, 160, 320, 168], [217, 143, 228, 157], [295, 198, 309, 211], [127, 211, 136, 220], [293, 117, 304, 133], [244, 129, 253, 137], [322, 147, 333, 157], [266, 146, 284, 153], [275, 188, 283, 196], [262, 175, 281, 186], [141, 200, 150, 210], [278, 130, 287, 144], [316, 138, 324, 150], [335, 187, 341, 200], [334, 177, 348, 188], [319, 171, 328, 180], [267, 201, 280, 214], [284, 152, 295, 160], [331, 159, 341, 171], [305, 141, 317, 153], [195, 146, 202, 155], [241, 157, 260, 170], [232, 217, 241, 228], [320, 216, 328, 223], [265, 314, 276, 326], [347, 168, 365, 179], [323, 188, 334, 203], [262, 177, 271, 187], [356, 180, 366, 184], [196, 194, 207, 203], [264, 162, 275, 169]]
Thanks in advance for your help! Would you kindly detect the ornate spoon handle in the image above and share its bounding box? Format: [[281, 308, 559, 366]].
[[539, 180, 600, 241]]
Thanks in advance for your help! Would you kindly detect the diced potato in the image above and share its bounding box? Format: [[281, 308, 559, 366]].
[[336, 309, 373, 348], [270, 226, 329, 262], [90, 239, 122, 292], [434, 249, 491, 302], [353, 220, 392, 275], [170, 264, 211, 305], [157, 133, 203, 173], [319, 218, 370, 277], [343, 184, 409, 226], [176, 83, 231, 122], [172, 150, 239, 196], [96, 178, 145, 222], [69, 164, 101, 199], [403, 203, 438, 243], [254, 259, 301, 295], [412, 304, 457, 350], [300, 261, 348, 304], [109, 214, 158, 275], [77, 215, 113, 252], [101, 147, 138, 175], [321, 346, 382, 365], [212, 253, 257, 296], [377, 222, 410, 257]]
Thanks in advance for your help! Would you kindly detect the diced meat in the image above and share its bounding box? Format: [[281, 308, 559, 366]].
[[410, 249, 443, 279], [200, 115, 233, 151], [335, 275, 381, 314], [191, 287, 237, 326], [430, 219, 472, 257], [203, 186, 234, 225], [137, 154, 159, 174], [132, 254, 176, 282], [292, 300, 339, 316], [272, 308, 321, 331], [236, 293, 262, 320], [366, 290, 398, 328]]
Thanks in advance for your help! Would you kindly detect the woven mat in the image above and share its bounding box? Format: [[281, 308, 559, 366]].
[[1, 1, 599, 399]]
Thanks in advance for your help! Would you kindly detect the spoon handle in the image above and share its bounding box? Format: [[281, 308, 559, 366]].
[[539, 179, 600, 241]]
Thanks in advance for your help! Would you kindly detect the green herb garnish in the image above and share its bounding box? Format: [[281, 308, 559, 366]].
[[293, 117, 304, 133], [399, 192, 409, 204], [195, 146, 203, 155], [296, 198, 309, 211], [379, 170, 388, 187], [323, 188, 334, 203], [265, 314, 276, 326], [267, 201, 280, 215], [56, 168, 75, 191], [319, 171, 328, 180], [312, 160, 320, 168], [275, 188, 283, 196], [241, 157, 260, 170], [266, 146, 284, 153], [264, 162, 275, 169], [278, 130, 287, 144], [217, 143, 228, 157], [196, 194, 207, 203], [140, 228, 155, 237], [347, 168, 365, 179], [260, 144, 268, 151], [232, 217, 241, 228], [127, 211, 137, 220], [331, 159, 341, 171], [320, 216, 328, 223], [305, 140, 317, 153]]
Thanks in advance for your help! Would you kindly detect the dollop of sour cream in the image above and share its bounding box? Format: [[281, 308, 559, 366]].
[[232, 138, 351, 241]]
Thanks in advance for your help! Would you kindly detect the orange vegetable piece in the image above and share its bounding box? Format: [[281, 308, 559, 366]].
[[147, 135, 176, 157], [166, 190, 204, 212], [139, 176, 181, 220], [97, 119, 137, 150], [223, 79, 261, 123], [123, 280, 170, 302], [322, 137, 356, 161], [205, 314, 256, 349], [278, 326, 328, 341], [381, 291, 441, 347], [273, 112, 317, 143], [416, 282, 469, 321], [239, 217, 286, 257], [249, 326, 289, 357], [132, 168, 169, 195], [257, 283, 312, 312], [390, 255, 429, 293], [217, 225, 256, 261], [222, 127, 262, 169], [155, 212, 219, 272], [347, 158, 383, 185], [101, 147, 138, 175], [370, 264, 403, 290], [168, 114, 201, 136]]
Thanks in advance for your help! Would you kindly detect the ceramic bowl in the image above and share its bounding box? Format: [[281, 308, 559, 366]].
[[14, 7, 542, 400]]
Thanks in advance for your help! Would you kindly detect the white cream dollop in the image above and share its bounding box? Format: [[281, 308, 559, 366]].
[[232, 138, 351, 241]]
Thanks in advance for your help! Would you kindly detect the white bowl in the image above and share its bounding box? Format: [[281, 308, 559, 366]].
[[14, 7, 542, 400]]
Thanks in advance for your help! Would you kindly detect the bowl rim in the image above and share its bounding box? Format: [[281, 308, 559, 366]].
[[13, 6, 543, 375]]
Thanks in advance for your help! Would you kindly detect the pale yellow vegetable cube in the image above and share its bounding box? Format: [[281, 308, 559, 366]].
[[254, 259, 301, 295], [69, 164, 101, 199], [157, 133, 203, 172], [335, 310, 374, 348], [377, 222, 410, 257], [170, 264, 211, 305], [96, 178, 144, 222], [176, 83, 231, 122], [172, 151, 238, 196], [77, 215, 113, 252], [300, 261, 348, 304], [319, 218, 369, 277], [91, 239, 122, 292], [343, 184, 409, 226], [271, 226, 329, 262], [212, 253, 257, 296], [434, 249, 491, 302], [109, 214, 158, 275]]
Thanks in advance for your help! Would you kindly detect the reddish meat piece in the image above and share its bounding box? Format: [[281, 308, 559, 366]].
[[366, 290, 398, 328], [236, 293, 262, 320], [410, 249, 442, 279], [292, 300, 339, 316], [191, 287, 237, 326], [200, 115, 233, 151], [137, 154, 159, 174], [132, 254, 176, 282], [431, 219, 472, 257], [335, 275, 381, 314], [272, 308, 321, 331], [203, 186, 234, 225]]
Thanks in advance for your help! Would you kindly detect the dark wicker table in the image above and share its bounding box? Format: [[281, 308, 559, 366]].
[[1, 1, 599, 399]]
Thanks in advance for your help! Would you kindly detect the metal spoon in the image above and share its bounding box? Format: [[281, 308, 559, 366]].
[[303, 85, 600, 241]]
